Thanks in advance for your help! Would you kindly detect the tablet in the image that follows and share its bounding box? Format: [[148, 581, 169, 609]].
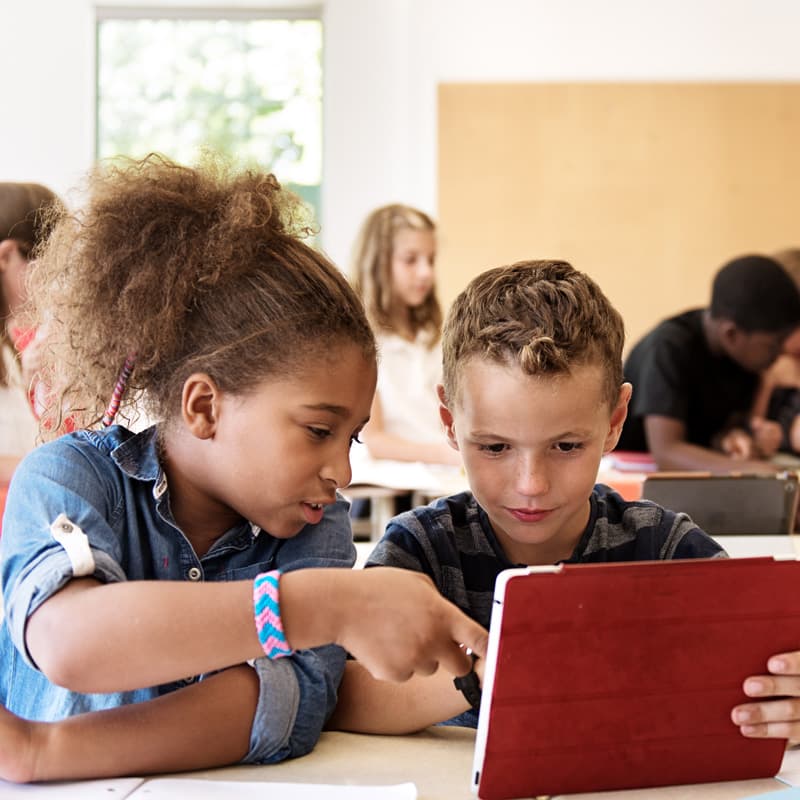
[[641, 472, 799, 535], [472, 557, 800, 800]]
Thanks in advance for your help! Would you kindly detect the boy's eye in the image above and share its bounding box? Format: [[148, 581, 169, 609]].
[[350, 433, 364, 445], [554, 441, 582, 453], [308, 427, 331, 440], [479, 443, 508, 454]]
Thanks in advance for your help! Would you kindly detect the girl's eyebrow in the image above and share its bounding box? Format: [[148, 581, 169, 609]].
[[302, 404, 371, 426], [302, 403, 349, 417]]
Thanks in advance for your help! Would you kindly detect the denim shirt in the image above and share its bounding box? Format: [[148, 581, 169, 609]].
[[0, 425, 355, 764]]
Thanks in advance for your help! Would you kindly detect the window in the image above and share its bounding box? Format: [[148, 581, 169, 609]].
[[96, 9, 322, 221]]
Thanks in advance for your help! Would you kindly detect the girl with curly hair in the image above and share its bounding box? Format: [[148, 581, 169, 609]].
[[0, 156, 486, 782]]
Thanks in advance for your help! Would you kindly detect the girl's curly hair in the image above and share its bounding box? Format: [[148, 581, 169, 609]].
[[27, 154, 375, 434]]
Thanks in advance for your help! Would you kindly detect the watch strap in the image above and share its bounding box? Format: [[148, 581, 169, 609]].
[[453, 653, 482, 709]]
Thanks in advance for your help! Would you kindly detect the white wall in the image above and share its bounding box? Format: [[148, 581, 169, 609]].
[[3, 0, 800, 268]]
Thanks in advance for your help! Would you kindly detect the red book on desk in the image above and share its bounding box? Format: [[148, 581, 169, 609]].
[[472, 558, 800, 800]]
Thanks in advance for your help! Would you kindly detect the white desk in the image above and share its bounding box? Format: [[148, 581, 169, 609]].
[[136, 726, 792, 799]]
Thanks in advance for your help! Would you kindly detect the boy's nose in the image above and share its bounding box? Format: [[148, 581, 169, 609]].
[[515, 458, 549, 498]]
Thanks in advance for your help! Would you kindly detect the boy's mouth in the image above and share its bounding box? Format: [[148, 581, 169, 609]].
[[507, 506, 553, 523]]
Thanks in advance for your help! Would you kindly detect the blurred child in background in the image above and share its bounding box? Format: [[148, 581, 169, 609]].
[[0, 182, 62, 481]]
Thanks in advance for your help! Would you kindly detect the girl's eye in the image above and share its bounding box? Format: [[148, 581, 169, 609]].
[[350, 433, 364, 445], [555, 441, 582, 453], [308, 427, 331, 440]]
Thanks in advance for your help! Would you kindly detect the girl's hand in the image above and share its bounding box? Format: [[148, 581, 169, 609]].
[[732, 651, 800, 744], [279, 567, 488, 683], [336, 568, 488, 682]]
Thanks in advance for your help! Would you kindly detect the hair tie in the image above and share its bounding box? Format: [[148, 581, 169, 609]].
[[102, 353, 136, 427]]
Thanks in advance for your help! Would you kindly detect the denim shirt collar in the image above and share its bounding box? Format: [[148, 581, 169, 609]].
[[104, 424, 261, 541], [109, 425, 163, 484]]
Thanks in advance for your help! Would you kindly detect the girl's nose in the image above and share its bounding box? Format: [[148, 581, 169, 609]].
[[321, 445, 352, 489]]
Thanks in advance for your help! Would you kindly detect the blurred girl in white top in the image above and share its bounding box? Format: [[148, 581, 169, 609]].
[[0, 183, 61, 481], [351, 204, 460, 466]]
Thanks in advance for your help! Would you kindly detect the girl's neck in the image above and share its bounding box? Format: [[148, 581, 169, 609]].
[[158, 429, 243, 557], [389, 306, 416, 342]]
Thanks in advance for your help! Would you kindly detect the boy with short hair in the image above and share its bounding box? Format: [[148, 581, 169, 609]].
[[331, 260, 800, 741], [618, 254, 800, 471]]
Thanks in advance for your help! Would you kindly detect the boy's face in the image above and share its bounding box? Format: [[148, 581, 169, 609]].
[[721, 324, 788, 373], [438, 358, 630, 566]]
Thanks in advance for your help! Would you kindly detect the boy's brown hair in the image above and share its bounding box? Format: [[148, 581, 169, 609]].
[[27, 154, 376, 433], [441, 260, 625, 406], [350, 203, 442, 344]]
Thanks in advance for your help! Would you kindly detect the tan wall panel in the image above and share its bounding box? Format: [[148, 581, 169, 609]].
[[437, 83, 800, 353]]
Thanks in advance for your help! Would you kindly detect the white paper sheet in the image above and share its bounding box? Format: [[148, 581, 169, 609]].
[[776, 746, 800, 787], [130, 779, 417, 799], [0, 778, 143, 798]]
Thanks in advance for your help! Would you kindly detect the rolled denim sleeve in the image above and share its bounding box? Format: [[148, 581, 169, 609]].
[[1, 441, 128, 668], [242, 495, 354, 763]]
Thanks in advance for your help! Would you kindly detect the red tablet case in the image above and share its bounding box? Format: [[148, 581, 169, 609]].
[[473, 558, 800, 800]]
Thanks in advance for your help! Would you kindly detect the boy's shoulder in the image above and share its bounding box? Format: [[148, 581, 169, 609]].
[[384, 490, 483, 547], [583, 484, 724, 561], [631, 309, 705, 357], [367, 491, 504, 571]]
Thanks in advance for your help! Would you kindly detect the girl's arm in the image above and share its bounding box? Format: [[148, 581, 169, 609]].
[[26, 567, 487, 692], [1, 664, 259, 783], [361, 391, 461, 465], [327, 659, 471, 734]]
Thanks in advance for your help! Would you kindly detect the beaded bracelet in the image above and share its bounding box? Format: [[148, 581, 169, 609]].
[[253, 570, 294, 659]]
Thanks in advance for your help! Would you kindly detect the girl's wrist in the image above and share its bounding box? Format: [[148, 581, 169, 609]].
[[252, 570, 294, 659]]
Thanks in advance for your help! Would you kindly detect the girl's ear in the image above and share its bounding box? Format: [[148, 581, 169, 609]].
[[0, 239, 18, 269], [181, 373, 220, 440], [603, 382, 632, 454], [437, 384, 459, 451]]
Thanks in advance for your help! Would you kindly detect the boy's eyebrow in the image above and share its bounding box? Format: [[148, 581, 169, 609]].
[[470, 427, 594, 441]]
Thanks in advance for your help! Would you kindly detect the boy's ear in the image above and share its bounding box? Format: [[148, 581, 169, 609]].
[[718, 319, 742, 349], [181, 373, 221, 440], [437, 384, 459, 450], [603, 382, 632, 454]]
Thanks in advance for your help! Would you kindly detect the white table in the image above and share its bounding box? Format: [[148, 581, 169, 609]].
[[140, 726, 793, 800]]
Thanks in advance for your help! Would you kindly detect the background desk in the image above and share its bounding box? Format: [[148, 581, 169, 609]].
[[143, 726, 790, 799]]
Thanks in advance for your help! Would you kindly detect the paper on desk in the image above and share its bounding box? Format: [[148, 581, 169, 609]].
[[741, 788, 800, 799], [776, 747, 800, 787], [0, 778, 143, 798], [130, 780, 417, 798]]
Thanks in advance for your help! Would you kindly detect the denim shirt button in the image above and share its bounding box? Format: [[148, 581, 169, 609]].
[[186, 566, 202, 581]]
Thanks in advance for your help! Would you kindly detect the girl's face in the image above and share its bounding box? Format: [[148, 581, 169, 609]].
[[390, 227, 436, 310], [180, 342, 377, 541], [0, 240, 30, 319]]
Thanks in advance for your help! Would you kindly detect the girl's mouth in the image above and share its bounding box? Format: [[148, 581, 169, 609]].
[[301, 502, 325, 525]]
